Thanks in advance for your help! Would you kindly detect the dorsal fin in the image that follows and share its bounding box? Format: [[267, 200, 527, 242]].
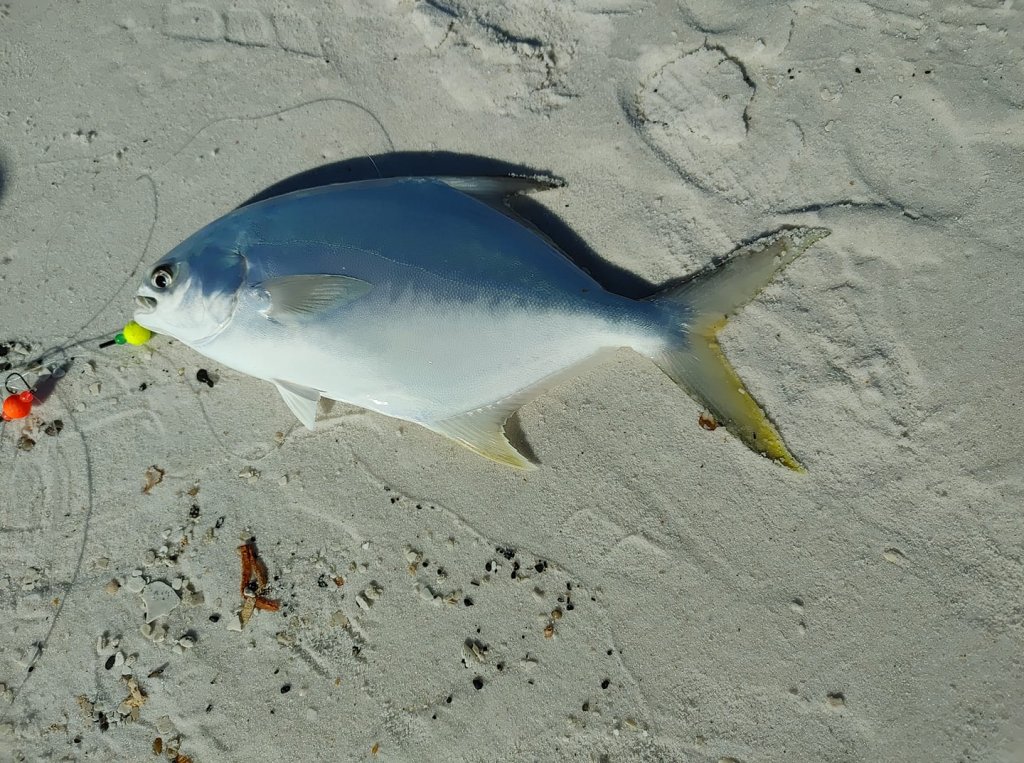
[[434, 176, 561, 218]]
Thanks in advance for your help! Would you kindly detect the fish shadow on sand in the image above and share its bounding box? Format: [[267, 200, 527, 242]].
[[238, 151, 660, 300]]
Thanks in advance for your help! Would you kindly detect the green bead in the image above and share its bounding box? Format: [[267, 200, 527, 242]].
[[115, 333, 126, 345]]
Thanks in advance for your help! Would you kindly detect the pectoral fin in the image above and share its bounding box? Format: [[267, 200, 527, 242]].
[[258, 274, 371, 321], [430, 403, 536, 470], [273, 379, 321, 430]]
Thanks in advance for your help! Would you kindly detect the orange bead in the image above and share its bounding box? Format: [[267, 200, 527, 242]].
[[2, 391, 33, 421]]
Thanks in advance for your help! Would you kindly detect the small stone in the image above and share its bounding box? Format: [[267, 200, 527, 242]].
[[155, 716, 175, 735], [330, 611, 349, 628], [141, 621, 168, 643], [464, 640, 487, 663], [96, 633, 117, 654], [17, 643, 42, 668], [142, 465, 165, 494], [16, 435, 35, 451], [125, 575, 145, 594], [826, 692, 846, 708], [416, 584, 435, 602], [883, 548, 908, 566], [19, 567, 42, 589], [276, 632, 296, 647], [89, 382, 102, 395]]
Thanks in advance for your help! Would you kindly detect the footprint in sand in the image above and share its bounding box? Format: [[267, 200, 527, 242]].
[[631, 45, 806, 209]]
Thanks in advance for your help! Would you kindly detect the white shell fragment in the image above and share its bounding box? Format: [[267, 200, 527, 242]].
[[125, 571, 146, 594], [141, 581, 180, 622]]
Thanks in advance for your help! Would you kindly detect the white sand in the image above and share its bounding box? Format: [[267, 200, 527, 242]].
[[2, 0, 1023, 760]]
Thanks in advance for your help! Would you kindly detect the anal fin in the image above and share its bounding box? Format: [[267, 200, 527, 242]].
[[430, 403, 537, 470]]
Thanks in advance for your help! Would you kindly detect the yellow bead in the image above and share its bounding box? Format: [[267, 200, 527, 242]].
[[122, 321, 153, 345]]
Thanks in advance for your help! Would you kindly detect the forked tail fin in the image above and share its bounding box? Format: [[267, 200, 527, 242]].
[[648, 227, 830, 471]]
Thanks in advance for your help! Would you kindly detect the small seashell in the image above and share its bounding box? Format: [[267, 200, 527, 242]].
[[141, 581, 179, 622]]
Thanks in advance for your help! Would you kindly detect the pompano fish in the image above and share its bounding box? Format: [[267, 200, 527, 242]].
[[133, 176, 828, 470]]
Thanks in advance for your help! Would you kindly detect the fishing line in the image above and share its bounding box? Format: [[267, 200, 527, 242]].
[[0, 170, 160, 423], [0, 172, 161, 715], [0, 384, 95, 720]]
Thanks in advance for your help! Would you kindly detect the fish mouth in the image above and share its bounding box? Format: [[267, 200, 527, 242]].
[[135, 295, 158, 312]]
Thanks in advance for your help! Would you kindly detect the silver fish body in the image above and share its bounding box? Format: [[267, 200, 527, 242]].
[[134, 176, 829, 469]]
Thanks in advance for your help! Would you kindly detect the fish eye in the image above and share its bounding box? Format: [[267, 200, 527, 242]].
[[150, 265, 174, 290]]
